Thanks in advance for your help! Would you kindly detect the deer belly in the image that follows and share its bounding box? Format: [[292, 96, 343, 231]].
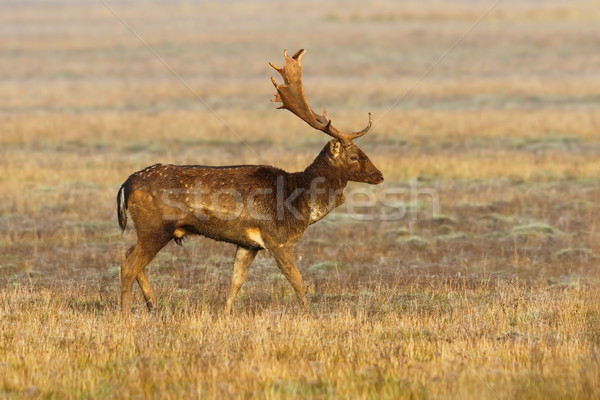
[[181, 218, 267, 249]]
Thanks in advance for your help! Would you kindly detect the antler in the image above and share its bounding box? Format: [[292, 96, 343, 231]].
[[270, 49, 372, 144]]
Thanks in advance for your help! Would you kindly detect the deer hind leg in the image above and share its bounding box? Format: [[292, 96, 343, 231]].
[[270, 245, 310, 313], [225, 246, 258, 314], [124, 245, 156, 312], [121, 236, 170, 316], [136, 269, 157, 312]]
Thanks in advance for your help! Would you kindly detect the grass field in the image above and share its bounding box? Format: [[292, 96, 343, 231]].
[[1, 0, 599, 398]]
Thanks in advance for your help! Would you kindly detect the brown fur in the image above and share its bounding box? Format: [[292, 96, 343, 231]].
[[117, 140, 383, 315], [117, 49, 383, 316]]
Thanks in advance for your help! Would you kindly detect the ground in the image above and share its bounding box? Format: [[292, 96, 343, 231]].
[[0, 0, 599, 398]]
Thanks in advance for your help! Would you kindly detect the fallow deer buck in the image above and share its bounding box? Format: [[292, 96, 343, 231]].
[[117, 49, 383, 316]]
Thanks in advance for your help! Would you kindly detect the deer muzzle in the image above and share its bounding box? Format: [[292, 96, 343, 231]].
[[367, 171, 384, 185]]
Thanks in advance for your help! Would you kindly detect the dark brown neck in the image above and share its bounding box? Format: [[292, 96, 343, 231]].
[[301, 146, 347, 190], [292, 146, 348, 224]]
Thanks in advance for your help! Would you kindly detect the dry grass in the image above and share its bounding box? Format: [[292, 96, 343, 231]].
[[2, 281, 598, 399], [1, 0, 599, 398]]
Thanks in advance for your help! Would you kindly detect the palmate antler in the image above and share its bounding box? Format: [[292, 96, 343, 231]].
[[270, 49, 372, 144]]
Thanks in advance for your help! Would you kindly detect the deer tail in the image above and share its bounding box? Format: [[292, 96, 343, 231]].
[[117, 181, 130, 232]]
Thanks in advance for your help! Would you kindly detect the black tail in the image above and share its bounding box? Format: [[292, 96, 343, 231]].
[[117, 181, 130, 232]]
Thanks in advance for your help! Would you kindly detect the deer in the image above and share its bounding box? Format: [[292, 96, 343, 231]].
[[116, 49, 384, 316]]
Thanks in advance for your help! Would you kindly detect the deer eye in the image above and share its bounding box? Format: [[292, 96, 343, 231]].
[[350, 155, 359, 162]]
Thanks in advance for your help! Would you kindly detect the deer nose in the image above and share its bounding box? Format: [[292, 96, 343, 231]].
[[371, 171, 384, 184]]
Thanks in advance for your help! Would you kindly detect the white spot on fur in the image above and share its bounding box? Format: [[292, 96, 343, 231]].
[[246, 228, 265, 248]]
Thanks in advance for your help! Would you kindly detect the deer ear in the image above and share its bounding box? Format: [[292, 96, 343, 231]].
[[329, 140, 342, 157]]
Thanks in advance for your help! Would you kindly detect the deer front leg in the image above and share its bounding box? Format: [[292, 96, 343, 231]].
[[270, 245, 310, 313], [225, 246, 258, 314]]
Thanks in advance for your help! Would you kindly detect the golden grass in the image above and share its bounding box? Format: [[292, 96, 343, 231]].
[[1, 0, 599, 398], [2, 281, 598, 399]]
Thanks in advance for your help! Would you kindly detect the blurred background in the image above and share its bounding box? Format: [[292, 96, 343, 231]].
[[1, 0, 599, 286], [1, 1, 600, 398]]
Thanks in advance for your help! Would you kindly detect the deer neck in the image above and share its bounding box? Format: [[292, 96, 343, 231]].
[[299, 149, 348, 224]]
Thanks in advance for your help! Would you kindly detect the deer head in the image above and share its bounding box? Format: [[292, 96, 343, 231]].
[[270, 49, 384, 185]]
